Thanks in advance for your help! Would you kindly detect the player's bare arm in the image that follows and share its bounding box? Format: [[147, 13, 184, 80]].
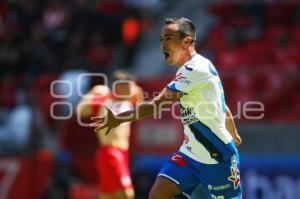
[[225, 105, 242, 147], [77, 90, 95, 119], [90, 88, 180, 134]]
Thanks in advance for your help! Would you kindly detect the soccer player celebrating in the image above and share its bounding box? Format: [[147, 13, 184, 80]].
[[91, 18, 242, 199], [78, 71, 143, 199]]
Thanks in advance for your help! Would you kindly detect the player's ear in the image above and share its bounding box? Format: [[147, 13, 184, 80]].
[[183, 36, 192, 48], [186, 36, 193, 45]]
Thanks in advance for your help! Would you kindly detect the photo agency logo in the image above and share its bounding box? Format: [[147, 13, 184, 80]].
[[49, 73, 265, 127]]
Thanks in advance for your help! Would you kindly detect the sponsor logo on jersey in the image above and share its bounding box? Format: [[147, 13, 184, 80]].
[[181, 106, 194, 117], [173, 73, 191, 85], [208, 183, 231, 191], [180, 105, 198, 125]]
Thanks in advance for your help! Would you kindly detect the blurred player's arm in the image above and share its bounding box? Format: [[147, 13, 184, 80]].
[[77, 91, 94, 119], [132, 84, 144, 104], [91, 88, 180, 134], [225, 106, 242, 147], [77, 85, 110, 119]]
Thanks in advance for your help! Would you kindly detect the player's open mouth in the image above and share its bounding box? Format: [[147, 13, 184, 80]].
[[163, 52, 170, 59]]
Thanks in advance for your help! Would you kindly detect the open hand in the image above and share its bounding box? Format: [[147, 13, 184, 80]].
[[90, 106, 121, 135]]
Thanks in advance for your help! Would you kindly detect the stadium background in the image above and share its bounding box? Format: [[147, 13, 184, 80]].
[[0, 0, 300, 198]]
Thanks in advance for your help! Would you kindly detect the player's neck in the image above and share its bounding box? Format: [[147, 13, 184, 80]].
[[178, 48, 197, 66]]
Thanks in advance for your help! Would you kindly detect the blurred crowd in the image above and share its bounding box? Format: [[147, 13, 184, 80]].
[[198, 2, 300, 121], [0, 0, 157, 155]]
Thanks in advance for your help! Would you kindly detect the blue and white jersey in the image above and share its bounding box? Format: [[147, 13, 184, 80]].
[[167, 54, 236, 164]]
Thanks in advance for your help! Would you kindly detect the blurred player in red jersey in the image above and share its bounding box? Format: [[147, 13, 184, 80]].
[[78, 70, 143, 199]]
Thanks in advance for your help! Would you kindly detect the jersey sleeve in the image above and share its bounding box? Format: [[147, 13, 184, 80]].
[[167, 64, 210, 94]]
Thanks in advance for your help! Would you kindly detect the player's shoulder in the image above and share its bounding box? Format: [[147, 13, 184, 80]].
[[191, 54, 211, 68], [181, 54, 212, 74], [132, 83, 143, 93]]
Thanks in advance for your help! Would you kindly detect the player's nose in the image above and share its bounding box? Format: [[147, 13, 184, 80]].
[[161, 43, 166, 51], [160, 42, 164, 50]]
